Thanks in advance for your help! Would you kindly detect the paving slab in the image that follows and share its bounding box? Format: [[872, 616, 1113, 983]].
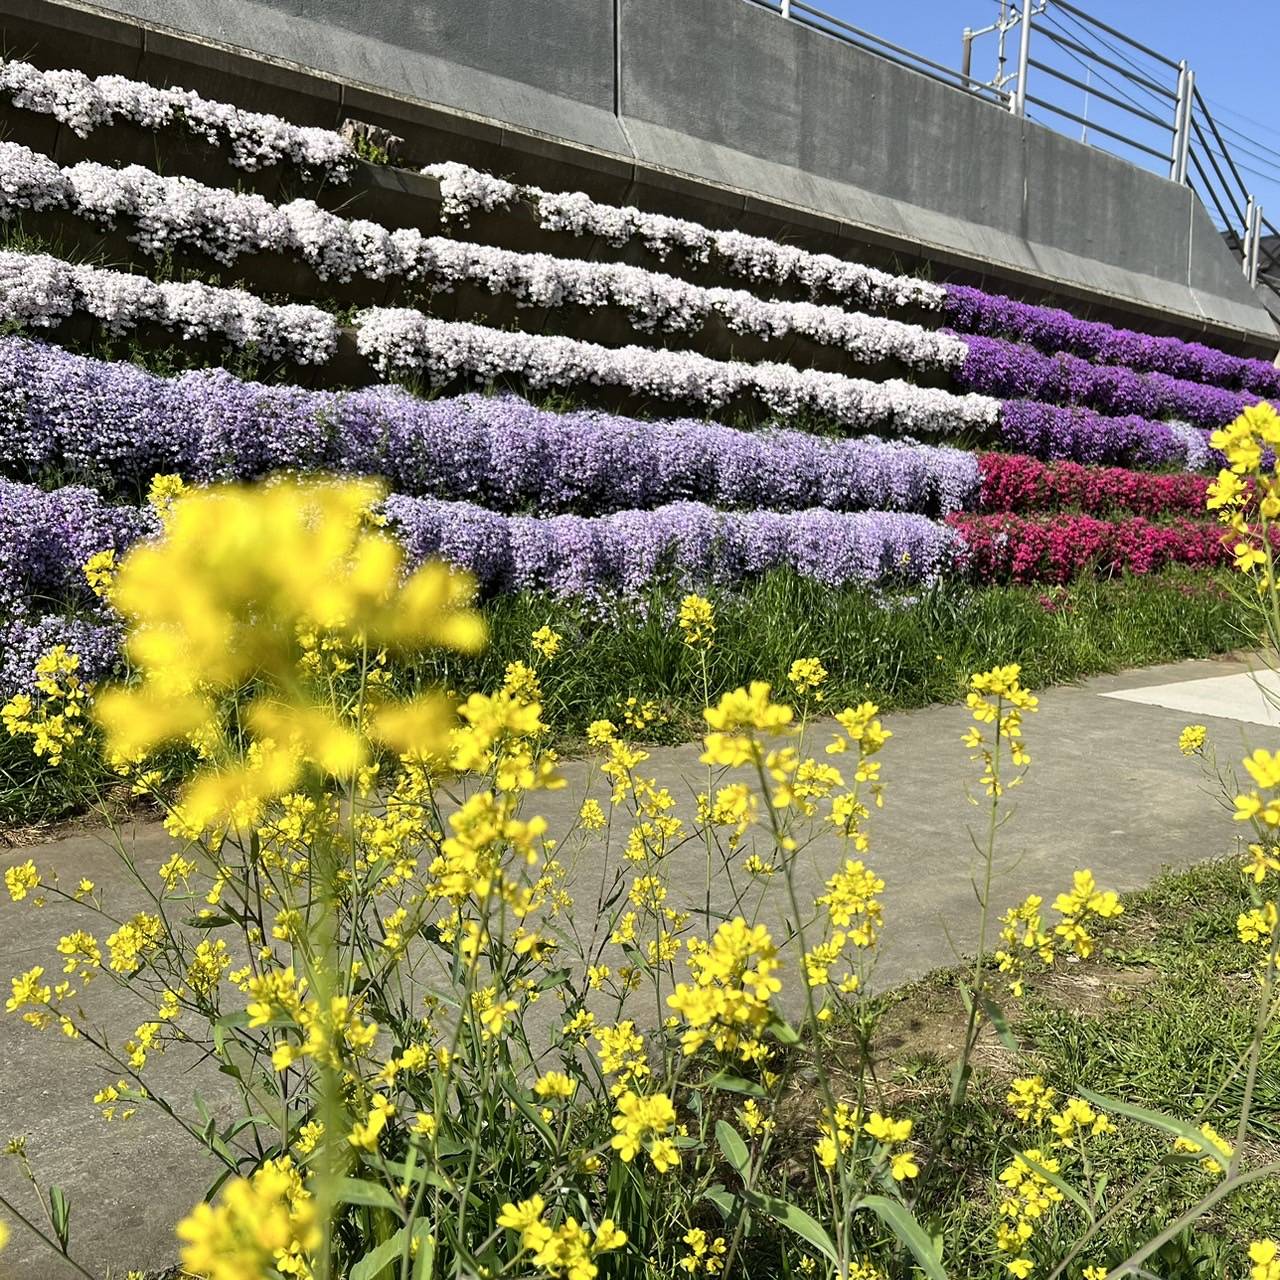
[[1101, 665, 1280, 727], [0, 651, 1273, 1277]]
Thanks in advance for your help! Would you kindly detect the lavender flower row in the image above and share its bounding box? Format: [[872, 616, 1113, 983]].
[[0, 337, 981, 516], [0, 250, 337, 363], [0, 57, 354, 178], [945, 284, 1280, 399], [0, 141, 964, 371], [384, 496, 958, 597], [0, 478, 151, 621], [956, 333, 1254, 431], [0, 615, 122, 699], [0, 476, 955, 621], [357, 310, 999, 436], [424, 162, 946, 312]]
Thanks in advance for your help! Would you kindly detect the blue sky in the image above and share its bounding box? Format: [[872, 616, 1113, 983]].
[[796, 1, 1280, 238]]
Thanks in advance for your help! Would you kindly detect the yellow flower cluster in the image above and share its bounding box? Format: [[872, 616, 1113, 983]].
[[1046, 1096, 1116, 1148], [787, 656, 828, 701], [91, 477, 484, 836], [668, 917, 781, 1061], [1006, 1076, 1056, 1124], [679, 1228, 728, 1273], [701, 682, 793, 767], [609, 1089, 680, 1173], [4, 860, 40, 903], [1238, 901, 1280, 964], [995, 1148, 1065, 1277], [963, 664, 1038, 795], [175, 1158, 316, 1280], [995, 870, 1122, 996], [1251, 1239, 1280, 1280], [497, 1195, 626, 1280], [993, 1085, 1117, 1273], [83, 547, 117, 600], [1, 646, 90, 766], [147, 471, 189, 526], [1234, 747, 1280, 829], [531, 624, 562, 660], [813, 1103, 917, 1180], [1173, 1121, 1233, 1175], [1207, 402, 1280, 590], [1178, 723, 1207, 756], [678, 593, 715, 650]]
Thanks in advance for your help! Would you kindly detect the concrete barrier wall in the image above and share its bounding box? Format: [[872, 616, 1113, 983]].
[[4, 0, 1276, 350]]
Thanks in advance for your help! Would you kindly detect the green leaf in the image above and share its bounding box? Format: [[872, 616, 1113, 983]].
[[702, 1186, 739, 1222], [334, 1178, 401, 1211], [48, 1185, 69, 1250], [351, 1226, 409, 1280], [769, 1019, 801, 1046], [703, 1072, 767, 1099], [1076, 1088, 1215, 1156], [411, 1224, 436, 1280], [499, 1077, 557, 1148], [976, 993, 1020, 1052], [859, 1196, 948, 1280], [743, 1189, 837, 1267], [185, 913, 236, 928], [716, 1120, 750, 1177], [537, 966, 572, 992]]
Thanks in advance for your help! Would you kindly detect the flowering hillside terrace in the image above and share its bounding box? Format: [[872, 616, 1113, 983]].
[[0, 53, 1263, 714], [3, 47, 1280, 1280]]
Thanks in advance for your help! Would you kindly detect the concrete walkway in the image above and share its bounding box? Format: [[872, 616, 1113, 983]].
[[0, 652, 1272, 1278]]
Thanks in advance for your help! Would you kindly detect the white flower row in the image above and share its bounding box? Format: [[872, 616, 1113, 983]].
[[0, 58, 354, 178], [356, 308, 998, 435], [0, 250, 337, 362], [0, 240, 989, 430], [0, 57, 943, 316], [0, 142, 965, 371], [424, 161, 947, 313]]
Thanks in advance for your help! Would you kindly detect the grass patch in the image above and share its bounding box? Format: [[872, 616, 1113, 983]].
[[829, 857, 1280, 1276], [411, 567, 1252, 741], [0, 568, 1252, 831]]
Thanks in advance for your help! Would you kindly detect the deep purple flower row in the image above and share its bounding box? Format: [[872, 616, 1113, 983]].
[[954, 333, 1256, 431], [944, 284, 1280, 399]]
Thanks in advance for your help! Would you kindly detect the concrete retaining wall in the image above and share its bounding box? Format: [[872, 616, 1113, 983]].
[[3, 0, 1276, 353]]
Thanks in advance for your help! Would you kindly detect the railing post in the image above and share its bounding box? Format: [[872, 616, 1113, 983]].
[[780, 0, 790, 16], [1249, 203, 1264, 286], [961, 27, 973, 84], [1170, 61, 1192, 184], [1243, 196, 1256, 279], [1011, 1, 1033, 117]]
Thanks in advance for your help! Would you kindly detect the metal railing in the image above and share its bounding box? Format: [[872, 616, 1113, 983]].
[[749, 0, 1274, 295]]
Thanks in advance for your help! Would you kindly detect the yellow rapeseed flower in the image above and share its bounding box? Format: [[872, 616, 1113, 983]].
[[1249, 1239, 1280, 1280], [678, 594, 715, 650], [531, 625, 562, 660], [175, 1161, 317, 1280]]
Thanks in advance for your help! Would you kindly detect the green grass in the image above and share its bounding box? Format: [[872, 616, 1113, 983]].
[[0, 568, 1253, 829], [833, 857, 1280, 1278], [402, 567, 1253, 742]]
